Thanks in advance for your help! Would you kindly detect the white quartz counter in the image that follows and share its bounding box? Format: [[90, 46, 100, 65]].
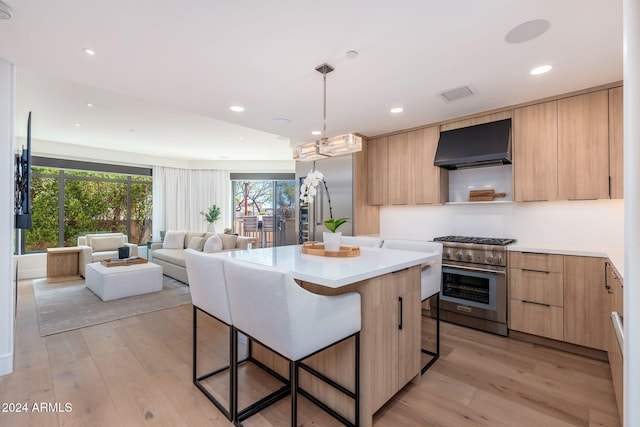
[[508, 243, 624, 278], [213, 244, 438, 288]]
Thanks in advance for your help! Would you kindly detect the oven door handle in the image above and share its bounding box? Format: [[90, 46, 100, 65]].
[[444, 265, 506, 275]]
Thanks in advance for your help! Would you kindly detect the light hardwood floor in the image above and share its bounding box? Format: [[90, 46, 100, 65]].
[[0, 280, 620, 427]]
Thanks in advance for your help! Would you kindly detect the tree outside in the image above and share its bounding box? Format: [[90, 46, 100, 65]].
[[25, 168, 152, 251]]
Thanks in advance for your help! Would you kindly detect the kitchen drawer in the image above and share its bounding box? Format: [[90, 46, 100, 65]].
[[510, 251, 564, 273], [509, 268, 563, 306], [509, 299, 563, 341]]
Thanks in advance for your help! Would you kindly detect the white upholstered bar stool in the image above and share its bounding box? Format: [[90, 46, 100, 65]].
[[223, 258, 362, 427], [184, 249, 236, 420], [340, 235, 383, 247], [381, 239, 443, 374]]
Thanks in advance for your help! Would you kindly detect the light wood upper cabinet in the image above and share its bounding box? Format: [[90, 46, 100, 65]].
[[388, 133, 411, 205], [557, 90, 610, 200], [563, 256, 607, 351], [513, 101, 559, 202], [368, 128, 447, 206], [609, 86, 623, 199], [367, 136, 389, 206], [411, 126, 448, 204]]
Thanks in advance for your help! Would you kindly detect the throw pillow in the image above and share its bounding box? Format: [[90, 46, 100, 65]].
[[187, 236, 206, 251], [218, 233, 238, 250], [90, 235, 124, 252], [203, 235, 223, 253], [163, 230, 186, 249]]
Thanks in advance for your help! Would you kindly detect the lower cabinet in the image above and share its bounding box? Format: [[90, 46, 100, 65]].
[[509, 252, 606, 351], [371, 267, 420, 412], [563, 256, 607, 350], [605, 262, 624, 421]]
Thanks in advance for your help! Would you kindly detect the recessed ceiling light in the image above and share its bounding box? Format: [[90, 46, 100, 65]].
[[272, 118, 291, 126], [505, 19, 551, 44], [390, 107, 404, 114], [346, 50, 359, 58], [230, 105, 245, 112], [312, 131, 322, 136], [530, 65, 553, 75], [83, 48, 96, 56], [74, 123, 80, 127], [86, 103, 94, 108]]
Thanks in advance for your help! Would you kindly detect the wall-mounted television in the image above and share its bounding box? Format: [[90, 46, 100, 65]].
[[15, 111, 32, 230]]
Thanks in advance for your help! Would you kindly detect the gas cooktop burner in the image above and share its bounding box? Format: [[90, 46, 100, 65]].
[[433, 236, 516, 246]]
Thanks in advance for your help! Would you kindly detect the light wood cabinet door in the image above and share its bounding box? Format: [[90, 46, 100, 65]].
[[411, 126, 448, 204], [509, 299, 564, 341], [396, 269, 421, 388], [509, 268, 563, 306], [563, 256, 607, 350], [371, 266, 421, 412], [367, 137, 389, 206], [609, 86, 623, 199], [557, 90, 610, 200], [513, 101, 558, 201], [510, 252, 564, 273], [606, 264, 624, 420], [388, 133, 411, 205], [371, 276, 399, 411]]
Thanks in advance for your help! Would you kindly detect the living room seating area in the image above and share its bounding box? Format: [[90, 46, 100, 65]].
[[77, 232, 139, 278], [150, 230, 256, 284]]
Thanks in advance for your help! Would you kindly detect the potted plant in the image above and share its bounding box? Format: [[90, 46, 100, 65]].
[[300, 170, 349, 251], [200, 204, 221, 232]]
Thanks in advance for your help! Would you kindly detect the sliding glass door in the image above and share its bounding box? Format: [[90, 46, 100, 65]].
[[231, 176, 295, 248]]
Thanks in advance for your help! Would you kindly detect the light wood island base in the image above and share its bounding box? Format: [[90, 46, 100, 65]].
[[251, 265, 422, 427]]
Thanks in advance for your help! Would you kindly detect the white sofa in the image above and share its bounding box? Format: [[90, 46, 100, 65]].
[[78, 232, 139, 277], [151, 230, 256, 284]]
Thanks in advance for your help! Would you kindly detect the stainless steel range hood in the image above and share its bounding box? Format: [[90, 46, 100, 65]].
[[434, 118, 512, 169]]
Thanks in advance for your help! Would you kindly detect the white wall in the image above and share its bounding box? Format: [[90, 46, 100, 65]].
[[0, 58, 15, 376], [380, 199, 624, 249], [623, 0, 638, 423]]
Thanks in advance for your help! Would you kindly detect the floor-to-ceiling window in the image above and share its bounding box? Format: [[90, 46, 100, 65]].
[[230, 173, 296, 247], [15, 157, 152, 254]]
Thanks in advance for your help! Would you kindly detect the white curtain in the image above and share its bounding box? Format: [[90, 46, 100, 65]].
[[152, 166, 230, 239]]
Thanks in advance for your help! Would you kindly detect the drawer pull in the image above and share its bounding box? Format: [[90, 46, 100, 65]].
[[522, 268, 550, 274], [522, 300, 551, 307]]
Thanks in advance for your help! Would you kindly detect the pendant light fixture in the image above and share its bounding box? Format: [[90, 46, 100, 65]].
[[293, 63, 362, 161]]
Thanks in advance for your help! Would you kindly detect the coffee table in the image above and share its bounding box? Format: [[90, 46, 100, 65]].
[[85, 261, 163, 301]]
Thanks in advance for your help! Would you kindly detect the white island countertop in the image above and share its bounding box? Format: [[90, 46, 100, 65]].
[[213, 244, 439, 288]]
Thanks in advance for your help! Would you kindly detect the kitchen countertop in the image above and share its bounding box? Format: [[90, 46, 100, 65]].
[[213, 244, 438, 288], [508, 243, 624, 278]]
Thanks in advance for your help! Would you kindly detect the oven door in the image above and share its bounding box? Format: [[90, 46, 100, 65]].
[[440, 265, 506, 323]]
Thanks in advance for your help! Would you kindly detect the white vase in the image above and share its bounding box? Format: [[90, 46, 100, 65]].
[[323, 231, 342, 252], [207, 223, 216, 233]]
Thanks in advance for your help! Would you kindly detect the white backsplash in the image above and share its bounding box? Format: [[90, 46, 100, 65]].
[[448, 164, 512, 202], [380, 199, 624, 249]]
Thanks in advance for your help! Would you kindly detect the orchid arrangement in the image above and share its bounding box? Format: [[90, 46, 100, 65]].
[[300, 169, 350, 233]]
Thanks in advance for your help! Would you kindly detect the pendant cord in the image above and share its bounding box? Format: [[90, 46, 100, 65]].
[[322, 69, 327, 141]]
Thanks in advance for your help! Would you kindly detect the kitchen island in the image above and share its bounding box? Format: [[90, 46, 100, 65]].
[[215, 244, 439, 427]]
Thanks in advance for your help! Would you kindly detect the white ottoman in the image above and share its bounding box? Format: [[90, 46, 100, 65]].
[[85, 261, 163, 301]]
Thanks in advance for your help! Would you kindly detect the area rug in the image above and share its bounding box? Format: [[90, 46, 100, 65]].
[[33, 276, 191, 336]]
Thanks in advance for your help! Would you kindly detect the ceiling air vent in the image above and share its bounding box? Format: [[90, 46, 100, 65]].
[[438, 85, 474, 102]]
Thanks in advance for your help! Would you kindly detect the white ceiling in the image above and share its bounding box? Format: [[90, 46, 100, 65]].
[[0, 0, 623, 163]]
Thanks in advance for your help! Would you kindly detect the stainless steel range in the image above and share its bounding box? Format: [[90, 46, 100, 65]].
[[431, 236, 516, 336]]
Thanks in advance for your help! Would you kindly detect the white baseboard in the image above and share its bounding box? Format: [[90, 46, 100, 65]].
[[19, 268, 46, 280], [0, 351, 13, 376]]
